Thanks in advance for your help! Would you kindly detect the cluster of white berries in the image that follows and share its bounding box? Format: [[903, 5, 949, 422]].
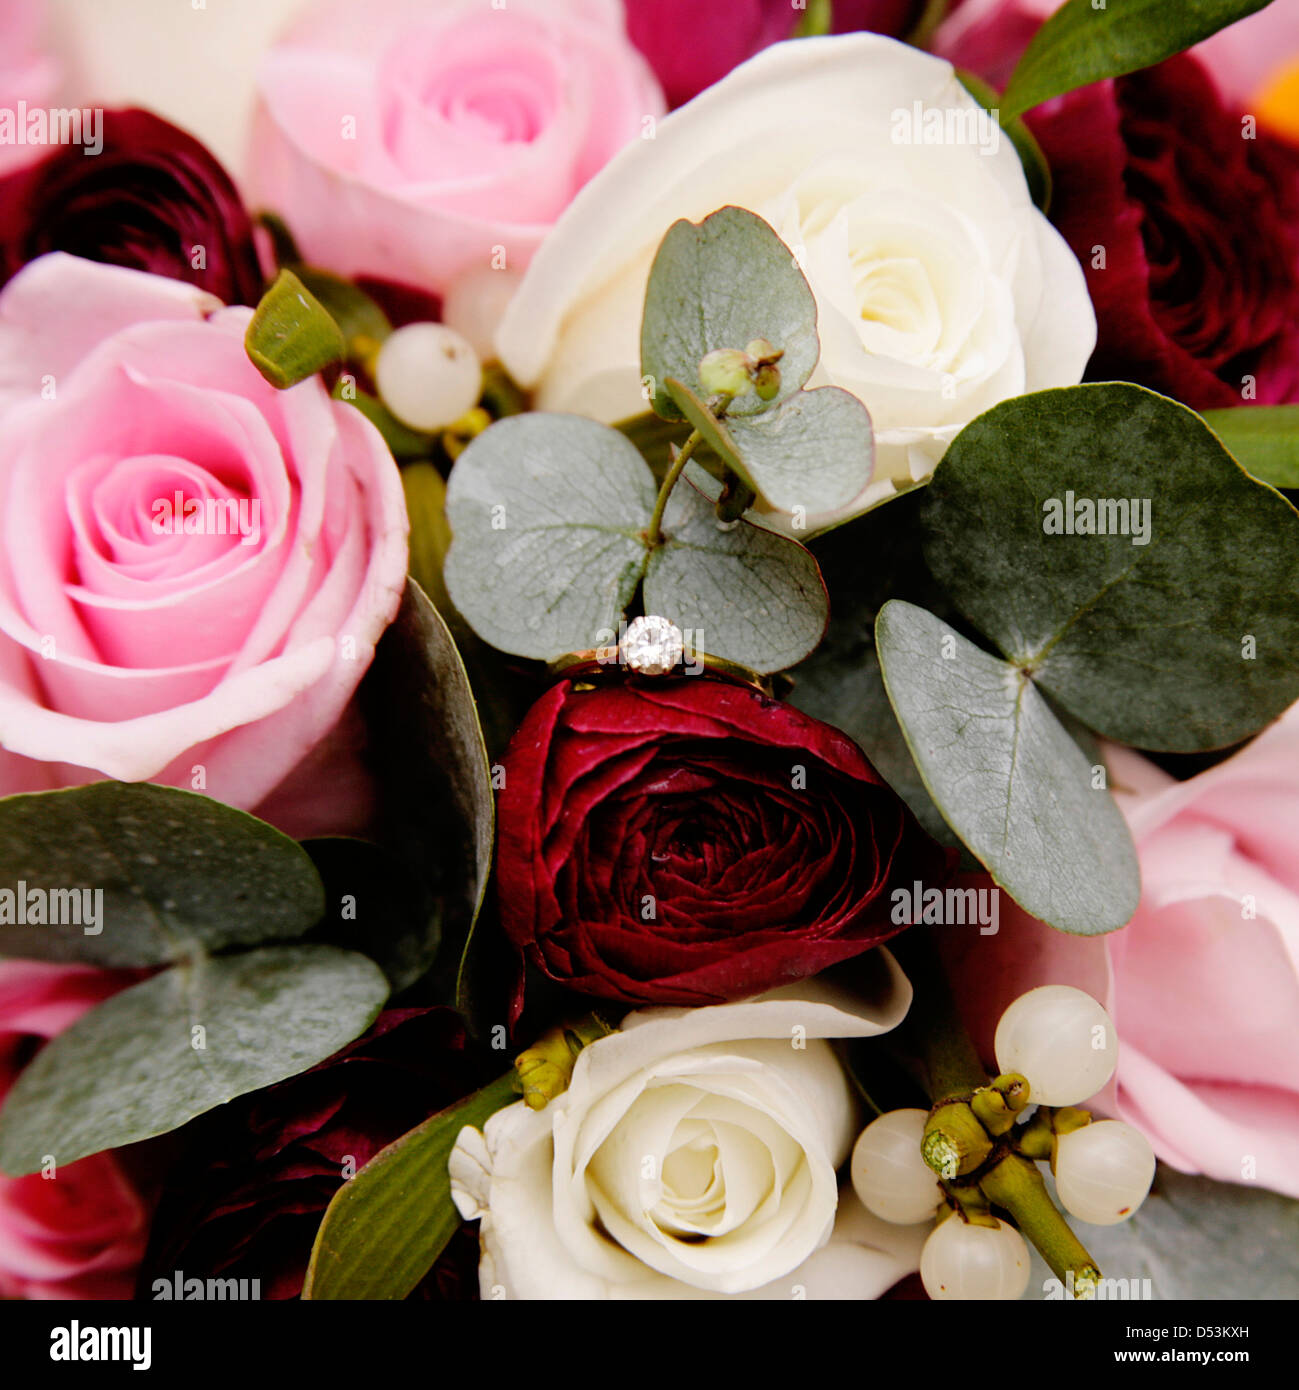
[[850, 985, 1156, 1301]]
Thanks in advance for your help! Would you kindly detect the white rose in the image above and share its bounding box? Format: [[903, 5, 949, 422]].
[[449, 960, 930, 1299], [496, 33, 1096, 522]]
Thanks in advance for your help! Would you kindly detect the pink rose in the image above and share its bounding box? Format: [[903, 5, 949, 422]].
[[0, 252, 408, 812], [247, 0, 664, 295], [0, 0, 63, 176], [0, 961, 146, 1299], [943, 706, 1299, 1200]]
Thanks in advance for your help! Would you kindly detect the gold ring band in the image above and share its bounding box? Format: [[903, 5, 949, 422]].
[[547, 617, 771, 695]]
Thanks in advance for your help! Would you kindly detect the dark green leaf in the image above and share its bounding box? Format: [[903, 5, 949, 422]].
[[922, 383, 1299, 751], [303, 1071, 519, 1299], [1002, 0, 1275, 120], [444, 414, 655, 660], [244, 269, 346, 389], [402, 463, 454, 611], [302, 838, 438, 994], [641, 207, 818, 421], [644, 482, 829, 673], [358, 582, 494, 1012], [339, 386, 435, 461], [0, 782, 324, 967], [0, 945, 388, 1175], [1200, 404, 1299, 489], [292, 266, 391, 356], [875, 600, 1139, 934]]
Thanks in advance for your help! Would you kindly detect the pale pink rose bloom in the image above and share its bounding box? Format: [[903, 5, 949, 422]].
[[944, 705, 1299, 1200], [246, 0, 664, 295], [0, 252, 408, 812], [0, 961, 146, 1299], [0, 0, 63, 176]]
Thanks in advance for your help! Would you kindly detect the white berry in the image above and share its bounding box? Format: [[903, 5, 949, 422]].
[[851, 1109, 944, 1225], [994, 985, 1117, 1106], [374, 322, 481, 432], [441, 267, 521, 362], [1055, 1120, 1155, 1226], [920, 1216, 1030, 1301]]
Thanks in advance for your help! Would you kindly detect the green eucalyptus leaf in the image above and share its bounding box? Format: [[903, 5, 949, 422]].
[[663, 378, 752, 485], [0, 945, 388, 1175], [793, 496, 969, 854], [875, 600, 1139, 935], [444, 414, 655, 660], [644, 482, 829, 673], [669, 378, 872, 522], [922, 383, 1299, 752], [641, 207, 818, 421], [724, 387, 875, 519], [303, 1070, 520, 1300], [1200, 404, 1299, 489], [1002, 0, 1275, 120], [358, 582, 494, 1015], [1030, 1165, 1299, 1300], [0, 782, 324, 967], [666, 378, 874, 523], [244, 269, 347, 389]]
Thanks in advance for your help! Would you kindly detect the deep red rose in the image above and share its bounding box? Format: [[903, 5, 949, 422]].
[[0, 108, 263, 306], [496, 677, 952, 1007], [1025, 56, 1299, 408], [625, 0, 924, 108], [140, 1008, 487, 1300]]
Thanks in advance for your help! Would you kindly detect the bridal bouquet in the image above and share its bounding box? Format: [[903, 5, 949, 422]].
[[1, 0, 1297, 1311]]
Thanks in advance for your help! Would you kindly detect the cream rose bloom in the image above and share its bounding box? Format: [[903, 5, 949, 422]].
[[449, 961, 930, 1299], [496, 33, 1096, 513]]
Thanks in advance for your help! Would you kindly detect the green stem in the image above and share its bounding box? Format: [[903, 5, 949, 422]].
[[889, 929, 986, 1101], [980, 1152, 1100, 1294], [905, 0, 952, 48], [647, 430, 702, 548]]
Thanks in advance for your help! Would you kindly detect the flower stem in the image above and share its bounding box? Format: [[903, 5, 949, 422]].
[[980, 1152, 1101, 1295], [889, 930, 986, 1101], [646, 430, 702, 548]]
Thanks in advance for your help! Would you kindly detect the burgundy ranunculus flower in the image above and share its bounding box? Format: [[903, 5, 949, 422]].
[[140, 1009, 487, 1300], [496, 677, 952, 1007], [1026, 55, 1299, 408], [0, 108, 263, 305], [625, 0, 924, 108]]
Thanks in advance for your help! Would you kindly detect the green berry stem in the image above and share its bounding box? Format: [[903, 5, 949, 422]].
[[646, 430, 703, 549], [980, 1152, 1101, 1296]]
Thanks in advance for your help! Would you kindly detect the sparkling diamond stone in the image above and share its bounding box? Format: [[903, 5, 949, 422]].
[[621, 616, 684, 676]]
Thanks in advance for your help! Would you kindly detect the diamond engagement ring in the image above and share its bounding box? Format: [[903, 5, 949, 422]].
[[548, 615, 770, 692]]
